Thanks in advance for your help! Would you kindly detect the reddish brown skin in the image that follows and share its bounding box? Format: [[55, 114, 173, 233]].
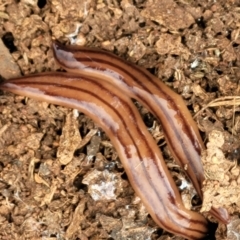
[[0, 73, 209, 239], [52, 41, 229, 224]]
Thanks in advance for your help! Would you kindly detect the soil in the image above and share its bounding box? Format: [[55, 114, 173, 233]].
[[0, 0, 240, 239]]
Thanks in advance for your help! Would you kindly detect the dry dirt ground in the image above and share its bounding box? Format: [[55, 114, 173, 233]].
[[0, 0, 240, 239]]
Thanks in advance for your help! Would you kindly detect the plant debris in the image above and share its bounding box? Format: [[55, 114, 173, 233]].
[[201, 130, 240, 214]]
